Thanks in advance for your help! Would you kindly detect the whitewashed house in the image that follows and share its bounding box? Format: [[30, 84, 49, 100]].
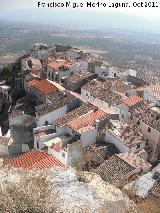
[[103, 120, 149, 161], [143, 84, 160, 106], [81, 80, 123, 114], [65, 48, 82, 59], [32, 43, 48, 60], [26, 79, 58, 104], [47, 59, 81, 83], [35, 91, 81, 127], [128, 100, 160, 161], [109, 67, 137, 79]]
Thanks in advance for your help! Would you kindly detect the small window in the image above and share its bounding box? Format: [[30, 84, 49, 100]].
[[62, 152, 65, 158], [137, 144, 140, 149], [37, 141, 39, 149], [114, 73, 117, 77], [146, 139, 149, 146], [148, 127, 151, 133], [137, 120, 140, 125], [45, 121, 48, 125]]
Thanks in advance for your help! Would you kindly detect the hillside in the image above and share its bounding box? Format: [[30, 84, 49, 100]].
[[0, 167, 136, 213]]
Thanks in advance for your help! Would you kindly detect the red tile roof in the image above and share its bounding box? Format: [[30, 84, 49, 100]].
[[27, 79, 58, 95], [116, 153, 151, 169], [68, 109, 107, 133], [48, 59, 74, 70], [10, 150, 64, 169], [122, 96, 143, 107], [31, 69, 40, 76]]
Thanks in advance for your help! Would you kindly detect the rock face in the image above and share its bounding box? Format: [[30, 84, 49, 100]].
[[0, 167, 136, 213]]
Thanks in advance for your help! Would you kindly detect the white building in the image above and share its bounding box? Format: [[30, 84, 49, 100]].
[[47, 59, 81, 83], [103, 120, 149, 161], [109, 67, 137, 79], [35, 91, 81, 127], [81, 80, 123, 114], [143, 84, 160, 106], [128, 101, 160, 161], [32, 43, 48, 60], [65, 48, 82, 59]]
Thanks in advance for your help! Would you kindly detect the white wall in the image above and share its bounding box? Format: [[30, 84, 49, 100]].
[[104, 130, 130, 152], [95, 66, 109, 78], [143, 90, 157, 105], [48, 146, 68, 166], [66, 50, 80, 59], [80, 128, 97, 148], [81, 88, 91, 100], [104, 130, 146, 154], [34, 132, 58, 149], [36, 105, 67, 127]]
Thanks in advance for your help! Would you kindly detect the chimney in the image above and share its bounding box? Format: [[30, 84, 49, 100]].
[[95, 119, 100, 129]]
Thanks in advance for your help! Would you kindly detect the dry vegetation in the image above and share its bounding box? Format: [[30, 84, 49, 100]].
[[0, 166, 137, 213]]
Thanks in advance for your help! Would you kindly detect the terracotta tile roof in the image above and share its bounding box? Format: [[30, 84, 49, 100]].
[[130, 100, 160, 131], [27, 79, 58, 95], [36, 91, 78, 117], [111, 79, 129, 94], [123, 96, 143, 107], [108, 122, 146, 148], [96, 155, 134, 186], [27, 79, 39, 87], [31, 69, 40, 76], [116, 153, 151, 169], [68, 109, 107, 133], [150, 179, 160, 198], [96, 152, 151, 186], [34, 129, 56, 139], [10, 150, 64, 169], [56, 103, 94, 128], [64, 71, 96, 84], [82, 80, 123, 106], [48, 59, 74, 70]]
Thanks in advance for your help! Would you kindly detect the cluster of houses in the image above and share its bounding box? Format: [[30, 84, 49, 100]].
[[0, 43, 160, 200]]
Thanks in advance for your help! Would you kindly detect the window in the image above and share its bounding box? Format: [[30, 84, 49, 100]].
[[146, 139, 149, 146], [137, 144, 140, 149], [148, 127, 151, 133], [114, 73, 117, 77], [37, 141, 39, 149], [137, 120, 140, 125], [45, 121, 48, 125], [62, 152, 65, 158]]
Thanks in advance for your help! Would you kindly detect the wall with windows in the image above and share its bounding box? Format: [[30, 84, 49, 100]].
[[36, 105, 67, 127]]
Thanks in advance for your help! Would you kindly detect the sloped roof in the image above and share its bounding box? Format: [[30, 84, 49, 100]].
[[116, 153, 151, 169], [48, 59, 74, 70], [56, 102, 94, 128], [150, 179, 160, 198], [122, 96, 143, 107], [27, 79, 58, 95], [96, 155, 133, 186], [10, 150, 64, 169], [148, 83, 160, 99], [68, 109, 107, 133]]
